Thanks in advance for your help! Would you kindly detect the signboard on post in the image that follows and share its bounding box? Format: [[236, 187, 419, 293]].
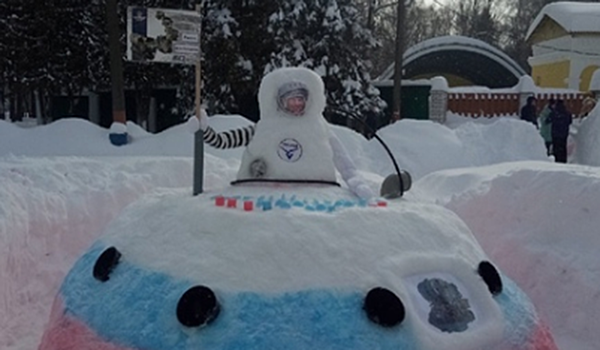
[[126, 7, 201, 65], [126, 6, 204, 195]]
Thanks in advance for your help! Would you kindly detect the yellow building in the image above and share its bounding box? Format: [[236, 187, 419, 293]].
[[526, 2, 600, 91]]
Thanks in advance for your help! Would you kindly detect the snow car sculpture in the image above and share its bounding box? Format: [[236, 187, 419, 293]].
[[38, 186, 557, 350], [39, 67, 557, 350]]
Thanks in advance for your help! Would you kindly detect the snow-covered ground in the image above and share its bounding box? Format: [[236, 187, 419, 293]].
[[1, 112, 599, 349]]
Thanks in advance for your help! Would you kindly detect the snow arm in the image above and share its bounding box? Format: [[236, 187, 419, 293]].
[[185, 109, 256, 149], [203, 125, 255, 149], [329, 130, 375, 199]]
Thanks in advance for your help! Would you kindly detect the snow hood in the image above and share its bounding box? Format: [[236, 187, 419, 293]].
[[258, 67, 327, 122]]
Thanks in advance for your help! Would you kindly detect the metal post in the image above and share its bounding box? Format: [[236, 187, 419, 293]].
[[34, 90, 43, 125], [193, 3, 204, 196]]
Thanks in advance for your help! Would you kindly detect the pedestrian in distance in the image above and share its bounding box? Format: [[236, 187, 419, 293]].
[[520, 96, 538, 127], [548, 99, 572, 163], [538, 99, 555, 156]]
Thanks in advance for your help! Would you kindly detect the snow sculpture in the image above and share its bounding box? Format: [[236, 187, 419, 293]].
[[38, 182, 557, 349], [38, 68, 557, 350], [236, 67, 336, 183], [193, 67, 378, 198]]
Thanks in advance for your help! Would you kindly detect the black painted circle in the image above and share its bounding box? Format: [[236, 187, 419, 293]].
[[177, 285, 220, 327], [93, 246, 121, 282], [478, 261, 503, 295], [400, 171, 412, 192], [363, 287, 405, 327]]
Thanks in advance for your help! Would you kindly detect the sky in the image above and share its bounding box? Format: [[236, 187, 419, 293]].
[[1, 108, 600, 349], [423, 0, 446, 7]]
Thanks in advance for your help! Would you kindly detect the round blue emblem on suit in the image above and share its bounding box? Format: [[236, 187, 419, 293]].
[[277, 138, 303, 162]]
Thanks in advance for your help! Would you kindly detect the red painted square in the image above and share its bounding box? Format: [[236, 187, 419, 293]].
[[226, 198, 237, 208]]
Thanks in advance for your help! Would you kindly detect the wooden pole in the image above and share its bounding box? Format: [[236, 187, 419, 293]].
[[193, 3, 204, 196]]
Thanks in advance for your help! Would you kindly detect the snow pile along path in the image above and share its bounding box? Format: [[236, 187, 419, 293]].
[[575, 104, 600, 166], [366, 118, 548, 181], [0, 156, 193, 350], [414, 161, 600, 350]]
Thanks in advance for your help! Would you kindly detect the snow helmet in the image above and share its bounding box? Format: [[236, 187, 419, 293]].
[[277, 81, 309, 115]]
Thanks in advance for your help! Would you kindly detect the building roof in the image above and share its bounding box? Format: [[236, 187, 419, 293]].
[[526, 2, 600, 41], [375, 36, 525, 88]]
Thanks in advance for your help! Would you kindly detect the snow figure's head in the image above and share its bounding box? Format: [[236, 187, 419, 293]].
[[259, 67, 326, 121], [236, 66, 335, 183], [277, 81, 309, 116]]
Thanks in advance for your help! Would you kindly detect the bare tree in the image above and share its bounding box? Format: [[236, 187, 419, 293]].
[[452, 0, 501, 46], [364, 0, 454, 77], [501, 0, 555, 72]]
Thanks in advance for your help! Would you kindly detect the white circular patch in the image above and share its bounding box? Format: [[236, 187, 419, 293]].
[[277, 138, 303, 162]]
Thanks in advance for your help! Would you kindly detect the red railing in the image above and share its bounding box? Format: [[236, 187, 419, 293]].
[[447, 92, 586, 118]]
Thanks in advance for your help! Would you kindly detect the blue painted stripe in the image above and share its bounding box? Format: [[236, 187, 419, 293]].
[[60, 244, 538, 349], [60, 243, 417, 350], [495, 276, 538, 346]]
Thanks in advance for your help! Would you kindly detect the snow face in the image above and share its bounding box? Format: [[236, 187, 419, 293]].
[[237, 67, 335, 182]]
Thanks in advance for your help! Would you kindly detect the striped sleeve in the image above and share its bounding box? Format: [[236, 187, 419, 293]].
[[203, 124, 255, 149]]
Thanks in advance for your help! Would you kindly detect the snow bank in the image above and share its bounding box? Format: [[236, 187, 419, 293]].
[[413, 161, 600, 350], [1, 115, 550, 184], [0, 113, 597, 349], [0, 116, 251, 158], [0, 154, 238, 350], [574, 105, 600, 166], [366, 118, 548, 180], [0, 156, 194, 349]]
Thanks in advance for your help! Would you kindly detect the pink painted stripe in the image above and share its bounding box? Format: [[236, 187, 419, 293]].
[[37, 297, 559, 350], [529, 321, 559, 350], [38, 296, 134, 350]]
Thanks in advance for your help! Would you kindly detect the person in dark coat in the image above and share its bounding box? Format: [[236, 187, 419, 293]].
[[520, 96, 538, 127], [548, 99, 572, 163]]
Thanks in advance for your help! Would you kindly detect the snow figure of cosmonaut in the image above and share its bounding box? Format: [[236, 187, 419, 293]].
[[236, 67, 339, 184], [38, 67, 558, 350], [190, 67, 375, 199]]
